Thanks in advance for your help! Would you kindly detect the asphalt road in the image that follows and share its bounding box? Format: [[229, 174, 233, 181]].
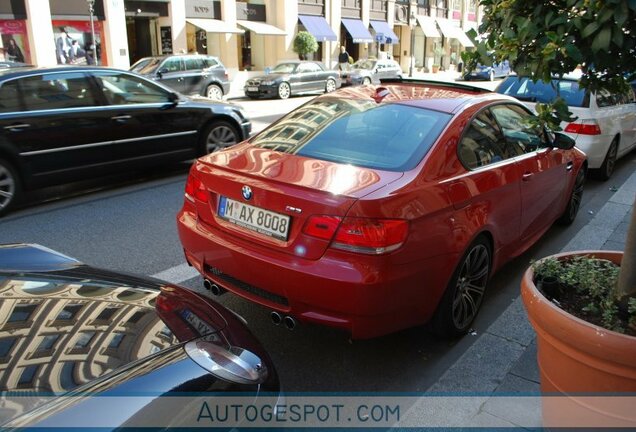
[[1, 87, 634, 393]]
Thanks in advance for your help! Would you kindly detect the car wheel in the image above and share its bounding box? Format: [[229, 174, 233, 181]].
[[595, 138, 618, 181], [325, 78, 337, 93], [200, 121, 240, 154], [557, 167, 586, 225], [432, 235, 491, 338], [489, 70, 495, 81], [362, 77, 372, 85], [0, 158, 20, 217], [278, 82, 291, 99], [205, 84, 223, 100]]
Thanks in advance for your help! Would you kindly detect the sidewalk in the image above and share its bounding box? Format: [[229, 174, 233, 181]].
[[402, 169, 636, 428]]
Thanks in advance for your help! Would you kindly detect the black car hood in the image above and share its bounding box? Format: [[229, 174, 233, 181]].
[[249, 72, 286, 81], [0, 244, 228, 395]]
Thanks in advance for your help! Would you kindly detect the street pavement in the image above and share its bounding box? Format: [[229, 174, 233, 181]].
[[401, 167, 636, 428]]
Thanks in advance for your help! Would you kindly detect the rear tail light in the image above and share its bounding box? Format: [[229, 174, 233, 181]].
[[184, 171, 209, 203], [564, 120, 601, 135], [302, 216, 408, 255]]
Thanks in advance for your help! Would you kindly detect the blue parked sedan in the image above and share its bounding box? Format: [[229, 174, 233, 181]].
[[464, 60, 511, 81]]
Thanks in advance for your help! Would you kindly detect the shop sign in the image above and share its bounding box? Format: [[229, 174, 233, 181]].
[[186, 0, 216, 19], [0, 20, 26, 34], [160, 26, 173, 54], [236, 3, 266, 22]]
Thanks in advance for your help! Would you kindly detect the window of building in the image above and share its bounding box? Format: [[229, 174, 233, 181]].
[[18, 364, 39, 386], [127, 311, 146, 324], [60, 362, 77, 391], [0, 337, 17, 357], [8, 304, 38, 322], [108, 333, 125, 348], [95, 307, 119, 321], [74, 331, 95, 349], [56, 304, 83, 321], [37, 334, 60, 351]]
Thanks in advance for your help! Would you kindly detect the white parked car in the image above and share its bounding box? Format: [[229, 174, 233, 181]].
[[496, 73, 636, 179]]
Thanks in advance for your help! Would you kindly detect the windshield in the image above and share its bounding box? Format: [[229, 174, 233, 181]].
[[497, 76, 590, 107], [250, 98, 451, 171], [271, 63, 297, 74], [130, 58, 162, 74], [352, 60, 376, 70]]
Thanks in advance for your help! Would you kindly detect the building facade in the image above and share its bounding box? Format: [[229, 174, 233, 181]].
[[0, 0, 482, 76]]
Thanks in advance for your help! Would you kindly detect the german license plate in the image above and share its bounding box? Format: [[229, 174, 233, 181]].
[[181, 309, 217, 337], [247, 86, 259, 91], [218, 196, 290, 241]]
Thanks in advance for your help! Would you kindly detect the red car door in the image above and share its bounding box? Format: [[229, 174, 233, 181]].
[[490, 104, 569, 244]]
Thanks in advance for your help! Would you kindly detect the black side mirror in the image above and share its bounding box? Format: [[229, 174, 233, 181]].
[[157, 68, 168, 78], [166, 92, 179, 105], [552, 132, 576, 150]]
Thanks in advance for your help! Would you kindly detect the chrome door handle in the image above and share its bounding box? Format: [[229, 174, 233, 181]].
[[4, 123, 31, 131], [522, 172, 533, 181], [566, 161, 574, 171], [111, 115, 132, 121]]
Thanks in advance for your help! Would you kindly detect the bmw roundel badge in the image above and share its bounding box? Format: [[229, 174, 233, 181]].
[[242, 185, 253, 200]]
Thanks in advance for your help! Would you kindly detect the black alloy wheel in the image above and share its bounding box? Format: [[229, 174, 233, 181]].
[[433, 236, 491, 338], [201, 121, 240, 154], [0, 158, 19, 216], [558, 167, 586, 225]]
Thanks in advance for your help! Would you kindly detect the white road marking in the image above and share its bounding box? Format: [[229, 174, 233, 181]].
[[152, 263, 200, 284]]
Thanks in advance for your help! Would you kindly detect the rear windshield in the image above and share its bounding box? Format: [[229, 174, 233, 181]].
[[249, 98, 451, 171], [496, 76, 590, 108]]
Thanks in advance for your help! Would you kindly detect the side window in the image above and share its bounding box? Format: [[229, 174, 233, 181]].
[[490, 104, 545, 155], [307, 62, 322, 73], [457, 109, 507, 170], [0, 80, 23, 113], [184, 57, 204, 71], [596, 89, 615, 107], [93, 72, 171, 105], [161, 58, 183, 72], [18, 73, 98, 111], [205, 57, 219, 68]]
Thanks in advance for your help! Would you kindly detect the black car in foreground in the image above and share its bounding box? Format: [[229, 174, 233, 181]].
[[0, 66, 251, 216], [244, 61, 341, 99], [0, 243, 279, 429]]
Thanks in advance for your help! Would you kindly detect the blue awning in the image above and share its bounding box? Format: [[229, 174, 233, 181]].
[[341, 18, 374, 43], [298, 15, 337, 42], [369, 20, 399, 44]]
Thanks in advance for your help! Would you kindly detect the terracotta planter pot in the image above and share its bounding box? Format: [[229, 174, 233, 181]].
[[521, 250, 636, 427]]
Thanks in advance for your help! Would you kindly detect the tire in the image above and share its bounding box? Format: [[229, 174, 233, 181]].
[[432, 235, 491, 338], [362, 77, 372, 85], [557, 167, 586, 225], [595, 138, 618, 181], [325, 78, 337, 93], [277, 82, 291, 99], [205, 84, 223, 101], [200, 121, 240, 154], [0, 158, 20, 217]]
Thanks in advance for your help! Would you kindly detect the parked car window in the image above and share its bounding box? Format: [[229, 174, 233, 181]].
[[271, 63, 297, 74], [17, 72, 98, 111], [297, 62, 321, 74], [596, 89, 616, 108], [93, 71, 173, 105], [130, 57, 159, 74], [251, 99, 451, 171], [161, 57, 183, 72], [497, 77, 590, 108], [185, 57, 205, 71], [0, 79, 23, 112], [458, 109, 508, 169], [490, 104, 545, 155], [204, 56, 220, 68]]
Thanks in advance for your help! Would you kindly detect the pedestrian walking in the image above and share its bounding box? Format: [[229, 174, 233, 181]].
[[338, 45, 350, 71]]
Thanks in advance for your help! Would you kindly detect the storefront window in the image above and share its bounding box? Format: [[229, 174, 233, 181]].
[[0, 20, 30, 64], [52, 20, 107, 65]]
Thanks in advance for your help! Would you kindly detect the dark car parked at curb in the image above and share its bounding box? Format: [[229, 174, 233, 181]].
[[0, 243, 279, 429], [341, 59, 402, 86], [463, 60, 511, 81], [244, 61, 341, 100], [131, 54, 231, 100], [0, 66, 251, 216]]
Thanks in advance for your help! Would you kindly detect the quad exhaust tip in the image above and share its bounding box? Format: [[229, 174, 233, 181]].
[[270, 312, 296, 330], [203, 279, 226, 296]]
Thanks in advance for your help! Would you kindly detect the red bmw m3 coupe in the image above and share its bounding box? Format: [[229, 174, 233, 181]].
[[177, 79, 587, 339]]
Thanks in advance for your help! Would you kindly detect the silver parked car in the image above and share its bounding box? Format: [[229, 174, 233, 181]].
[[341, 59, 402, 86]]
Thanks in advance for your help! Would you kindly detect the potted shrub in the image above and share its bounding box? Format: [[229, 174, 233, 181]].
[[521, 206, 636, 426], [292, 31, 318, 61], [431, 64, 440, 73]]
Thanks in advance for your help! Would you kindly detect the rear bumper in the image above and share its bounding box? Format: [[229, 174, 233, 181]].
[[177, 208, 455, 339], [567, 133, 611, 168]]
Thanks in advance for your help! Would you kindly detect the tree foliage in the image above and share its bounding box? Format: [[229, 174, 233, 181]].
[[467, 0, 636, 300], [292, 31, 318, 60]]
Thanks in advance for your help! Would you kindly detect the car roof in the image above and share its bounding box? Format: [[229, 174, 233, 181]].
[[334, 79, 520, 114], [0, 66, 136, 81]]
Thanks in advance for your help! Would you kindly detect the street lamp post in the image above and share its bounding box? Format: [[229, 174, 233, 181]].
[[408, 2, 415, 77], [87, 0, 98, 65]]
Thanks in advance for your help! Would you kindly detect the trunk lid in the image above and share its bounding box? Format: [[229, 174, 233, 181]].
[[191, 144, 404, 260]]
